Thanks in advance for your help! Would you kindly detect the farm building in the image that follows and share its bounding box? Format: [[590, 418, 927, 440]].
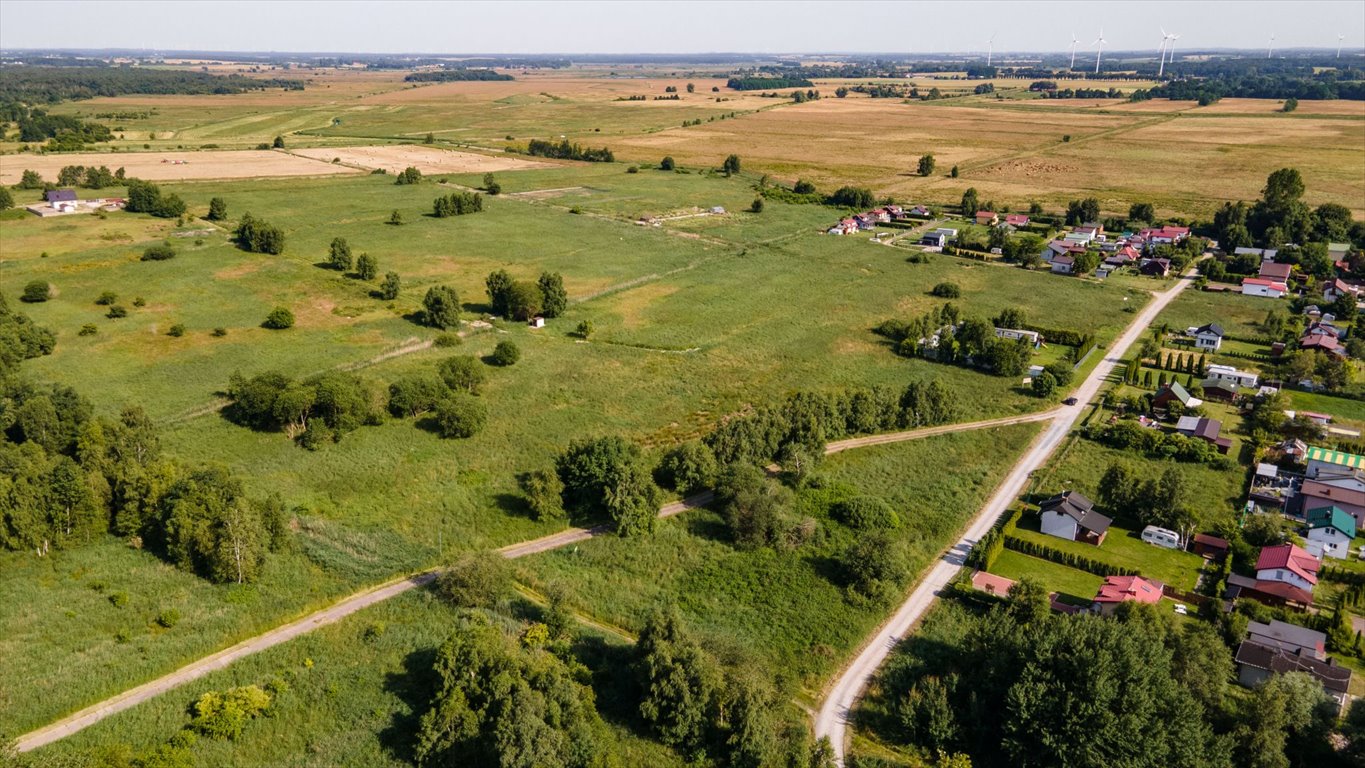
[[46, 189, 78, 212], [1038, 490, 1111, 546]]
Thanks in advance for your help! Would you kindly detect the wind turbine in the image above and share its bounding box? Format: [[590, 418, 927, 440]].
[[987, 33, 997, 67], [1069, 32, 1081, 69], [1092, 29, 1107, 74], [1158, 28, 1173, 77], [1267, 34, 1276, 59], [1164, 33, 1180, 75], [1338, 34, 1345, 59]]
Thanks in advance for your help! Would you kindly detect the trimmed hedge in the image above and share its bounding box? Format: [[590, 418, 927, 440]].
[[1003, 535, 1139, 577], [1320, 565, 1365, 586], [966, 508, 1021, 571]]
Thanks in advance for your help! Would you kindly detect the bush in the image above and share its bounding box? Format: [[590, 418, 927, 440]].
[[660, 156, 676, 170], [167, 323, 186, 337], [189, 685, 273, 740], [833, 496, 901, 530], [79, 323, 97, 336], [437, 355, 485, 394], [212, 327, 228, 337], [106, 305, 128, 319], [21, 280, 51, 302], [433, 393, 487, 439], [433, 332, 460, 348], [156, 609, 181, 628], [133, 297, 146, 307], [433, 552, 511, 608], [262, 307, 294, 329], [422, 285, 461, 329], [573, 320, 594, 339], [141, 244, 176, 261], [490, 340, 520, 366], [95, 290, 118, 305], [930, 282, 961, 298], [520, 469, 566, 521], [656, 441, 719, 495], [109, 591, 129, 608]]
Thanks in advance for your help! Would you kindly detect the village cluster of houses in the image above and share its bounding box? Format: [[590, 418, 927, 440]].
[[1041, 223, 1191, 277], [1234, 245, 1358, 300], [824, 204, 931, 236], [24, 188, 125, 218]]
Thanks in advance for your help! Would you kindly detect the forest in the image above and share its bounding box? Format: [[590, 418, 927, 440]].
[[0, 66, 305, 104]]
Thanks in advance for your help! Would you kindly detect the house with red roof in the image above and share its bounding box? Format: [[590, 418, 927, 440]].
[[1241, 277, 1288, 299], [975, 211, 999, 226], [1323, 278, 1359, 302], [1140, 225, 1190, 245], [1004, 213, 1029, 228], [1091, 575, 1164, 614], [1255, 543, 1320, 593]]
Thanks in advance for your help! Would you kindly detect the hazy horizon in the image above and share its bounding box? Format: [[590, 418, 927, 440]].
[[1, 0, 1362, 57]]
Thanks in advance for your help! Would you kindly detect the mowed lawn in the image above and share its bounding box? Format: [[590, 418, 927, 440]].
[[517, 423, 1042, 694], [988, 548, 1105, 604], [28, 589, 685, 768], [1155, 286, 1273, 340]]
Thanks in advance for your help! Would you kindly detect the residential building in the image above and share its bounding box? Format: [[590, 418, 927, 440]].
[[1305, 506, 1356, 559], [45, 188, 78, 213], [1139, 225, 1190, 245], [1254, 543, 1320, 593], [1175, 416, 1232, 453], [1198, 378, 1239, 402], [920, 231, 947, 247], [1259, 261, 1293, 282], [1246, 619, 1326, 659], [1305, 445, 1365, 478], [1050, 254, 1075, 274], [1139, 257, 1171, 277], [1234, 246, 1277, 261], [1193, 323, 1224, 351], [1298, 479, 1365, 530], [1323, 278, 1359, 303], [1038, 490, 1111, 546], [1153, 381, 1202, 410], [1091, 575, 1163, 614], [1235, 641, 1352, 711], [974, 211, 998, 226], [1241, 278, 1288, 298], [1004, 213, 1029, 228]]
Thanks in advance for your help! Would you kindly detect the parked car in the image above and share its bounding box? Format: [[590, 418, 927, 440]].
[[1063, 397, 1078, 405]]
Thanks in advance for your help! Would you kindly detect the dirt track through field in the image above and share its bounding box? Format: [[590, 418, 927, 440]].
[[13, 412, 1054, 753]]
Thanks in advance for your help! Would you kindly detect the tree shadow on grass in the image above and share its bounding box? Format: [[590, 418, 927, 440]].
[[573, 633, 650, 734], [494, 491, 535, 521], [681, 512, 730, 543], [378, 645, 438, 763]]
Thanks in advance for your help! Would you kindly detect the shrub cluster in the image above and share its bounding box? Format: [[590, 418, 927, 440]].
[[523, 138, 613, 162], [432, 190, 483, 217], [226, 370, 383, 447], [125, 179, 186, 218], [233, 212, 285, 254]]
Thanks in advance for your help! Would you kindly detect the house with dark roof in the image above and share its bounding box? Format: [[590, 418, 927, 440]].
[[1091, 575, 1163, 614], [1193, 533, 1229, 559], [1050, 254, 1076, 274], [1247, 619, 1326, 659], [1235, 641, 1352, 711], [1175, 416, 1232, 454], [1225, 572, 1314, 608], [1259, 261, 1293, 282], [1038, 490, 1111, 546], [1305, 506, 1356, 559], [1255, 543, 1320, 592], [1193, 323, 1224, 351], [1198, 377, 1239, 402]]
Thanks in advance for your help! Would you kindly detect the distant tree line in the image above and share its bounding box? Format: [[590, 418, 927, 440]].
[[519, 138, 614, 162], [403, 69, 515, 82], [56, 164, 125, 189], [0, 65, 304, 104], [1132, 72, 1365, 105], [725, 75, 815, 90], [14, 108, 113, 147]]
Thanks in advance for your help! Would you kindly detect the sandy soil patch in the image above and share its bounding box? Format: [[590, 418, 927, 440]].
[[290, 145, 551, 174], [0, 150, 360, 185]]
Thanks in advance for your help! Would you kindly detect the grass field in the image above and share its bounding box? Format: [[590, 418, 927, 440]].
[[1155, 286, 1275, 340], [2, 161, 1140, 731], [26, 589, 685, 768], [988, 548, 1105, 604], [516, 423, 1042, 697], [1009, 515, 1208, 591]]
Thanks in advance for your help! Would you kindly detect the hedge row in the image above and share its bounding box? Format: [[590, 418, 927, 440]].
[[1219, 350, 1274, 363], [1320, 565, 1365, 586], [1021, 324, 1094, 349], [1002, 535, 1139, 577], [967, 508, 1022, 572]]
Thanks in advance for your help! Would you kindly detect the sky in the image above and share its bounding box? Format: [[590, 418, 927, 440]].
[[1, 0, 1362, 56]]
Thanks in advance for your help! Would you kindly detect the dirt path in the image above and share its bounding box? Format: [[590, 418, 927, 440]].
[[812, 266, 1200, 765], [12, 407, 1063, 753]]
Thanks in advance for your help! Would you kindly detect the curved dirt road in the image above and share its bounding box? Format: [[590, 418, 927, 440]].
[[14, 409, 1045, 753], [813, 269, 1198, 764]]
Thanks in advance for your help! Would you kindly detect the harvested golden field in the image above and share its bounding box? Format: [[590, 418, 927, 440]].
[[0, 149, 361, 184], [291, 145, 552, 174]]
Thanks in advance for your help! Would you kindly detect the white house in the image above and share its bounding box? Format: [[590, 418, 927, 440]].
[[1306, 507, 1356, 560], [1242, 278, 1288, 299], [1050, 254, 1075, 274], [1193, 323, 1224, 352], [1254, 543, 1321, 593], [1039, 490, 1111, 546], [1205, 364, 1259, 389]]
